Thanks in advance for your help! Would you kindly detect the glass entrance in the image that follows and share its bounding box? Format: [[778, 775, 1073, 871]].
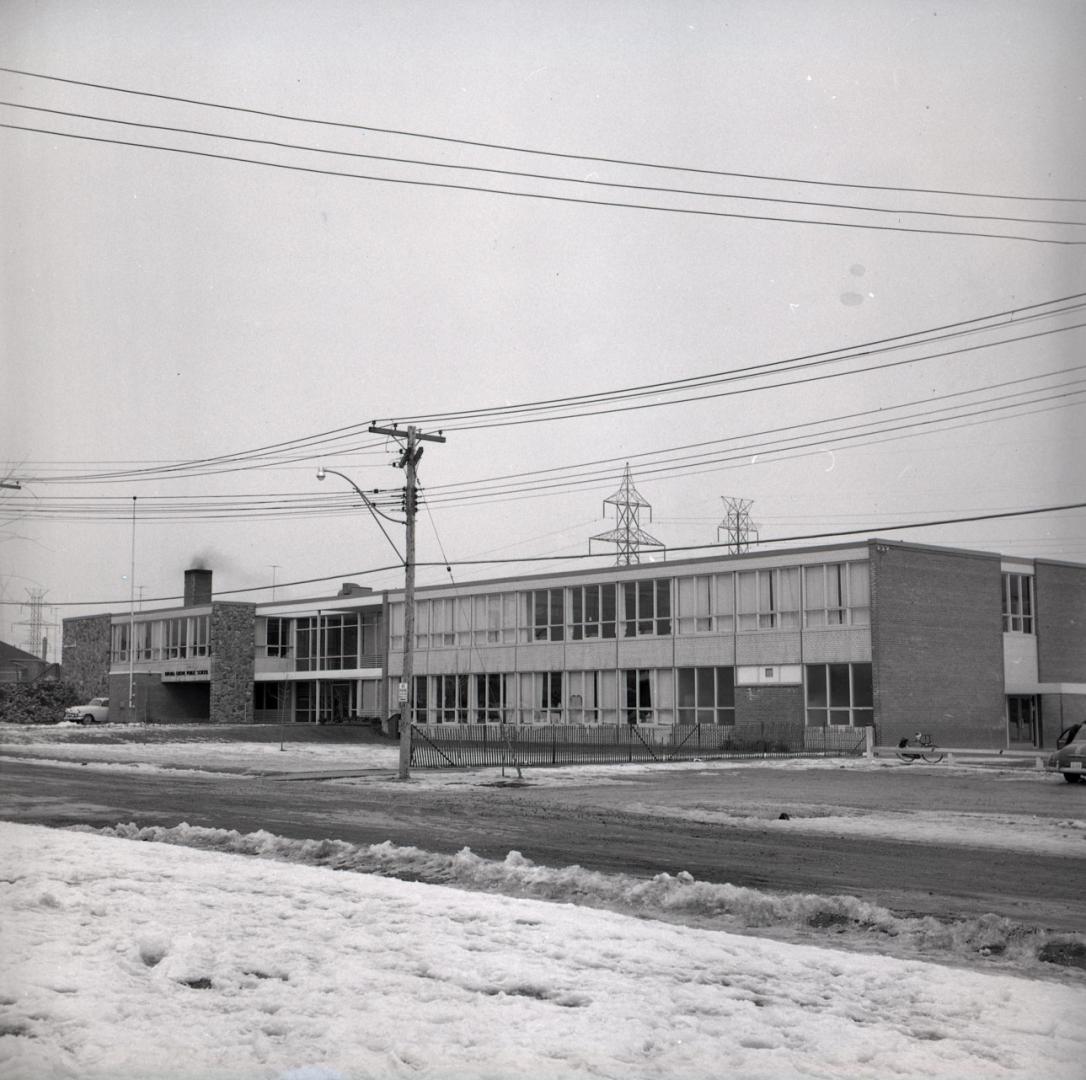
[[1007, 695, 1040, 746]]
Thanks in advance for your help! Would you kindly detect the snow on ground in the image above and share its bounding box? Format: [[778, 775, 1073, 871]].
[[0, 724, 401, 774], [1, 726, 1082, 860], [3, 821, 1085, 1080]]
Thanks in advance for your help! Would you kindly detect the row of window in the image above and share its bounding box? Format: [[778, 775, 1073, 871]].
[[389, 562, 871, 650], [258, 613, 383, 670], [111, 616, 210, 663], [401, 663, 873, 728], [254, 678, 383, 722]]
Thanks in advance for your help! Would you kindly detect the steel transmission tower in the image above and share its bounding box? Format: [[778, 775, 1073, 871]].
[[591, 463, 664, 565], [17, 588, 56, 659], [717, 497, 758, 554]]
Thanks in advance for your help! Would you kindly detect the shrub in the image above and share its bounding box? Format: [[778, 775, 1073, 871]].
[[0, 681, 83, 724]]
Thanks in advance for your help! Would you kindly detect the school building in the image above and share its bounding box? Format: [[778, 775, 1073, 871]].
[[61, 538, 1086, 749]]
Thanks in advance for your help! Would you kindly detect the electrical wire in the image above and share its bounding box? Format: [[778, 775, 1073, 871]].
[[7, 375, 1081, 520], [11, 294, 1086, 486], [2, 65, 1082, 204], [3, 121, 1081, 247], [12, 501, 1084, 608], [421, 366, 1086, 498], [4, 100, 1082, 231]]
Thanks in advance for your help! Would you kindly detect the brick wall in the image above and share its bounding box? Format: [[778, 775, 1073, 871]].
[[869, 543, 1005, 748], [1035, 560, 1086, 683], [61, 615, 112, 700], [209, 602, 256, 724], [734, 684, 804, 743], [1041, 692, 1086, 736]]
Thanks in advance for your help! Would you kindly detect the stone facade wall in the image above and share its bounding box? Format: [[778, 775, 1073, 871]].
[[210, 602, 256, 724], [869, 543, 1005, 748], [61, 615, 112, 701]]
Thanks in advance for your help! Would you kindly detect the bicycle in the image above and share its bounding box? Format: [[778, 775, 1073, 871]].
[[896, 732, 945, 764]]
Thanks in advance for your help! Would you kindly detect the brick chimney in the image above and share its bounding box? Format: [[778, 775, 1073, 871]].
[[184, 568, 213, 607]]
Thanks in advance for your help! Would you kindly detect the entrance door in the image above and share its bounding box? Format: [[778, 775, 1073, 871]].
[[1007, 695, 1040, 746]]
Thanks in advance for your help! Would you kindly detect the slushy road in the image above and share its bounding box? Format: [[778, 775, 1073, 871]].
[[1, 757, 1081, 931]]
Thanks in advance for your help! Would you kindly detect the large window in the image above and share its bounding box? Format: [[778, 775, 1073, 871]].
[[570, 584, 616, 640], [433, 674, 469, 724], [566, 671, 600, 724], [1002, 573, 1034, 634], [518, 671, 563, 723], [539, 671, 563, 719], [320, 614, 358, 670], [111, 623, 129, 663], [676, 667, 735, 725], [189, 616, 207, 657], [623, 669, 654, 724], [264, 617, 290, 657], [475, 673, 511, 722], [472, 594, 517, 645], [527, 589, 565, 642], [737, 568, 800, 631], [359, 612, 382, 662], [426, 599, 458, 648], [675, 573, 736, 634], [254, 682, 285, 712], [622, 579, 671, 637], [804, 563, 870, 627], [805, 663, 873, 727], [295, 617, 317, 670]]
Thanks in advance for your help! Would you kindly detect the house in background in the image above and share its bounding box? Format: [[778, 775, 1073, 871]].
[[0, 640, 61, 684]]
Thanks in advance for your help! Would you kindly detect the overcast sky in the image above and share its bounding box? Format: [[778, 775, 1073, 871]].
[[2, 0, 1084, 650]]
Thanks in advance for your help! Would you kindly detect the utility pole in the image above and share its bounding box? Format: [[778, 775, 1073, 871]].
[[368, 423, 446, 780]]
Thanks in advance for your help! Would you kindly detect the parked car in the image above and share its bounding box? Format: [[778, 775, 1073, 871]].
[[64, 697, 110, 725], [1048, 724, 1086, 784]]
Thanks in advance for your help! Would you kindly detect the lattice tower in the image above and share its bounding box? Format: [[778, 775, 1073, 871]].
[[591, 463, 664, 566], [717, 497, 758, 554]]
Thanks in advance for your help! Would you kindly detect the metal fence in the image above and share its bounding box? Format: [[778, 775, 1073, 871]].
[[409, 722, 867, 769]]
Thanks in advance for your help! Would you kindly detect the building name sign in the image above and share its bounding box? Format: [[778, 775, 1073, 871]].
[[161, 669, 211, 682]]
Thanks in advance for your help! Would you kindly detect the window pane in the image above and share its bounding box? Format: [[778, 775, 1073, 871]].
[[852, 664, 873, 709], [716, 668, 735, 708], [696, 667, 714, 704], [829, 664, 850, 707], [805, 565, 825, 611], [677, 669, 696, 708], [807, 665, 827, 708], [848, 563, 870, 609]]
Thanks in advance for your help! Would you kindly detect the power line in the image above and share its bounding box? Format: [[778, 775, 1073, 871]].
[[4, 100, 1082, 232], [422, 390, 1086, 509], [418, 320, 1086, 439], [423, 366, 1086, 498], [3, 121, 1081, 246], [2, 64, 1082, 204], [9, 379, 1080, 522], [13, 294, 1086, 486], [379, 296, 1086, 429], [14, 501, 1085, 608]]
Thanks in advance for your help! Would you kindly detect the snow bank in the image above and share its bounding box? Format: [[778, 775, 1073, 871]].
[[84, 821, 1086, 979], [3, 822, 1084, 1080]]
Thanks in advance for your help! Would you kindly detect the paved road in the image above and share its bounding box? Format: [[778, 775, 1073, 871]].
[[2, 757, 1081, 932]]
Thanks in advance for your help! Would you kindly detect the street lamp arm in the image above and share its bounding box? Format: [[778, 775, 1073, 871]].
[[316, 466, 406, 564]]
